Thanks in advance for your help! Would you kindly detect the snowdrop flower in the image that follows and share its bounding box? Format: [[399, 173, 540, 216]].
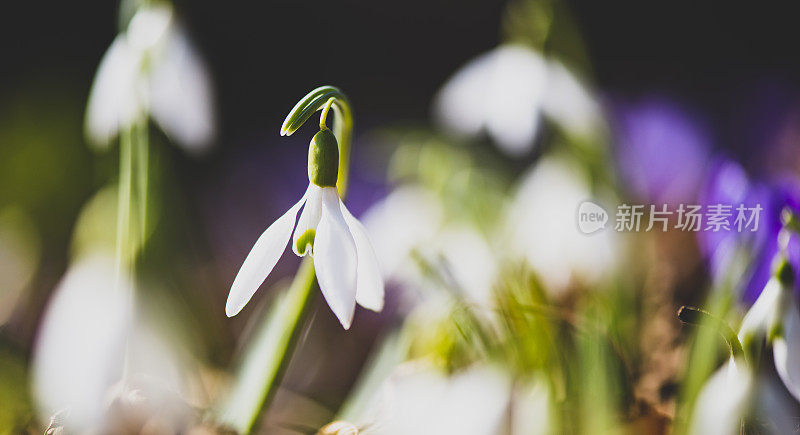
[[434, 44, 600, 155], [505, 155, 620, 292], [356, 363, 513, 435], [737, 259, 800, 401], [226, 128, 383, 329], [32, 254, 132, 431], [32, 253, 192, 432], [689, 359, 751, 435], [690, 356, 798, 435], [361, 186, 443, 280], [361, 186, 499, 307], [85, 3, 214, 152]]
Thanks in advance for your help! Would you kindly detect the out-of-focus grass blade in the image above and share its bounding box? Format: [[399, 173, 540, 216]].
[[216, 259, 316, 433], [0, 344, 32, 433]]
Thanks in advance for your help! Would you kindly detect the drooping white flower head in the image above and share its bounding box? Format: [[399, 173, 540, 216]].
[[689, 359, 752, 435], [738, 268, 800, 402], [32, 254, 189, 432], [85, 3, 215, 152], [225, 130, 383, 329], [32, 255, 130, 430], [434, 44, 600, 155], [690, 356, 798, 435]]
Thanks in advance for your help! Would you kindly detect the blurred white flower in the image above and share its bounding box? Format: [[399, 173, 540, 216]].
[[773, 304, 800, 402], [505, 155, 620, 292], [510, 379, 551, 435], [689, 359, 751, 435], [362, 186, 444, 281], [738, 275, 800, 401], [32, 254, 193, 432], [85, 3, 215, 152], [690, 357, 798, 435], [363, 363, 512, 435], [433, 226, 498, 307], [361, 185, 499, 307], [434, 44, 601, 155], [32, 254, 131, 431], [226, 183, 384, 329]]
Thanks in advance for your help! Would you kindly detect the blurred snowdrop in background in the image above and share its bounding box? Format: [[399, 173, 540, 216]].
[[504, 155, 621, 292], [434, 44, 600, 155], [85, 2, 215, 152], [32, 254, 131, 431]]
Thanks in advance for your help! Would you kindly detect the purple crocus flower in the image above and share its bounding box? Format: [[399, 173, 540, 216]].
[[612, 97, 712, 205], [698, 157, 800, 303]]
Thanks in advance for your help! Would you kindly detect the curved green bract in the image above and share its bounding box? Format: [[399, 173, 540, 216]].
[[280, 85, 354, 198], [280, 86, 349, 137]]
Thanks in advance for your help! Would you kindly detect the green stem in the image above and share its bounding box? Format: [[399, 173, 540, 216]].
[[116, 123, 139, 381], [677, 306, 745, 362], [115, 125, 134, 287], [319, 98, 334, 130], [332, 100, 352, 198], [135, 120, 149, 241]]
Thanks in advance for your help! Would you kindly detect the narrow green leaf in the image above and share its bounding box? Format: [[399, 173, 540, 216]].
[[216, 259, 317, 433]]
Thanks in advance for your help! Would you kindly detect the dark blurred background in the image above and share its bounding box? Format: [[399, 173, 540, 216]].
[[5, 0, 800, 128]]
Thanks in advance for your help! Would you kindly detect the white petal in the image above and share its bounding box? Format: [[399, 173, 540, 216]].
[[752, 371, 798, 435], [340, 199, 384, 311], [314, 187, 357, 329], [292, 184, 322, 256], [484, 45, 546, 155], [378, 363, 511, 435], [361, 186, 443, 280], [540, 59, 600, 139], [85, 36, 141, 148], [511, 379, 550, 435], [738, 278, 782, 344], [689, 359, 751, 435], [126, 5, 173, 52], [433, 49, 493, 138], [149, 25, 215, 152], [433, 45, 547, 155], [225, 190, 307, 317], [32, 254, 132, 431], [507, 156, 619, 293], [773, 303, 800, 402]]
